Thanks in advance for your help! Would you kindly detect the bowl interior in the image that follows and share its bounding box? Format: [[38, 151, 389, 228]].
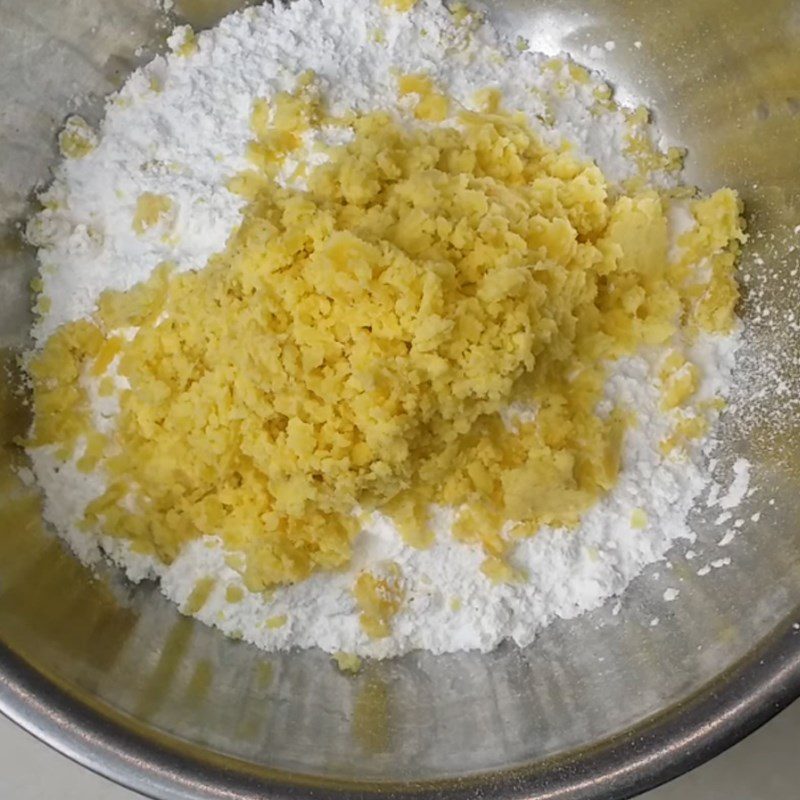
[[1, 0, 800, 797]]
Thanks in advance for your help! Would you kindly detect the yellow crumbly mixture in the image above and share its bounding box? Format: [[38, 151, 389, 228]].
[[29, 75, 745, 623]]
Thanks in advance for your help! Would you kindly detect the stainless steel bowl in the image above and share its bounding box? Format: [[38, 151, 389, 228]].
[[1, 1, 799, 798]]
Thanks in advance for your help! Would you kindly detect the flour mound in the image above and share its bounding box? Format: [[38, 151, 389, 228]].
[[26, 0, 742, 658]]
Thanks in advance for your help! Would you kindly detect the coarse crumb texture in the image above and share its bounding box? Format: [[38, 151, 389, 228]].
[[26, 0, 744, 658]]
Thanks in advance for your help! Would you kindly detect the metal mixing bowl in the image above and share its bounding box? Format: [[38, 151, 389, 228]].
[[1, 1, 799, 798]]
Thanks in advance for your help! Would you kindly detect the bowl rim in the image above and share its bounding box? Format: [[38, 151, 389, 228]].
[[1, 612, 799, 800]]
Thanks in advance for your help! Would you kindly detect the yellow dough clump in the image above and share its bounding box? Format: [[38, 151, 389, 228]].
[[353, 563, 405, 638], [183, 576, 216, 614], [382, 0, 418, 11], [333, 652, 363, 673], [173, 27, 199, 58], [660, 351, 699, 411], [397, 73, 450, 121], [132, 193, 174, 234], [58, 116, 97, 160], [28, 80, 745, 604]]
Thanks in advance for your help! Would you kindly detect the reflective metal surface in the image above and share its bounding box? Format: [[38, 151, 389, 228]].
[[1, 1, 799, 798]]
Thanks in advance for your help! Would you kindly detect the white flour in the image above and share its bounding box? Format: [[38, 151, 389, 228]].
[[26, 0, 744, 658]]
